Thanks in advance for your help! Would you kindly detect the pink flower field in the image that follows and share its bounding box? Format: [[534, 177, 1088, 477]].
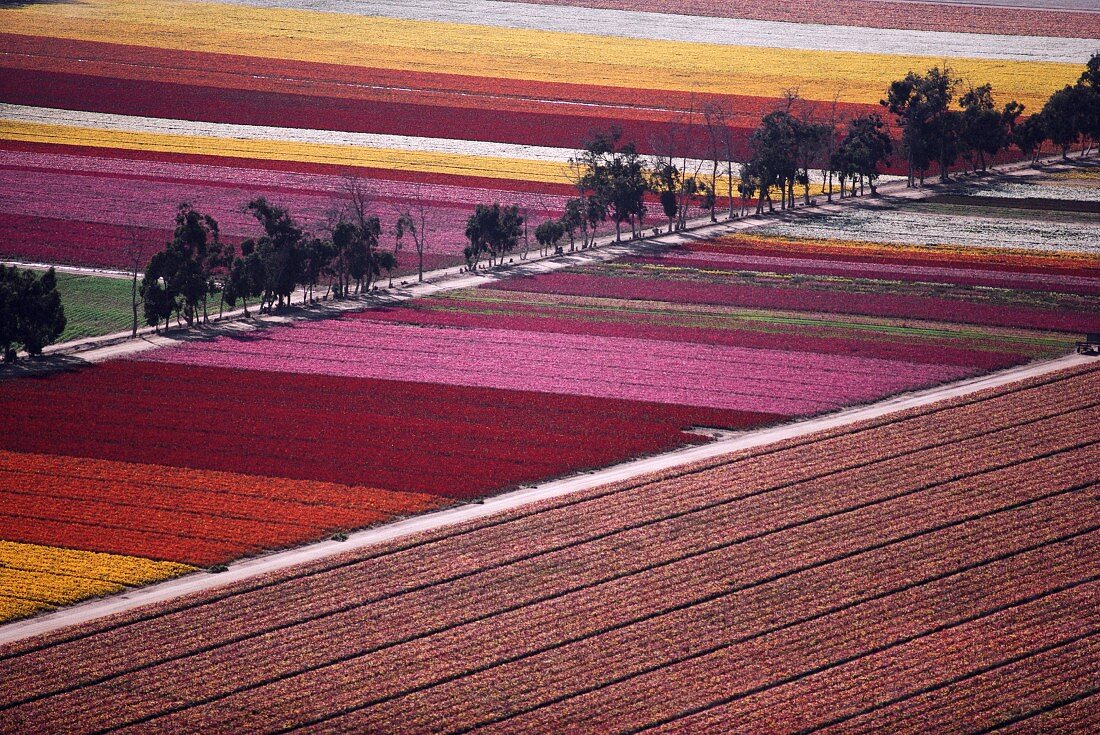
[[140, 318, 971, 416]]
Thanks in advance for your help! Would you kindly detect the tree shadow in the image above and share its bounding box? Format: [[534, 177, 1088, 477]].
[[0, 354, 90, 382], [0, 0, 77, 6]]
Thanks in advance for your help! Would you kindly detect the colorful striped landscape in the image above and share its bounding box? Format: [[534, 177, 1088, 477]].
[[2, 214, 1091, 620], [0, 0, 1091, 270], [0, 363, 1093, 732]]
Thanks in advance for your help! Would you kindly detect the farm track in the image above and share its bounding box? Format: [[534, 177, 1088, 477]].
[[0, 362, 1095, 733]]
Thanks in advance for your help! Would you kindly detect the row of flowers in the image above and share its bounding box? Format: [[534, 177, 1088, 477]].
[[0, 540, 195, 622], [3, 365, 1092, 716], [524, 0, 1098, 38], [0, 360, 776, 502], [697, 234, 1100, 273], [140, 317, 971, 415], [364, 295, 1048, 370], [2, 0, 1073, 108], [495, 269, 1099, 333], [631, 250, 1100, 297], [20, 371, 1094, 730]]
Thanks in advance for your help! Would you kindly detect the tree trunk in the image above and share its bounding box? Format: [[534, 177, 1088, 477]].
[[726, 160, 734, 219], [710, 159, 719, 222], [131, 272, 138, 339]]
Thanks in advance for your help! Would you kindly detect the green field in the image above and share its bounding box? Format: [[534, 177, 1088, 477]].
[[52, 271, 137, 343]]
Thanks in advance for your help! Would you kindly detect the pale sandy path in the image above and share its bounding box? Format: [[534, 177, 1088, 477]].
[[0, 350, 1091, 645]]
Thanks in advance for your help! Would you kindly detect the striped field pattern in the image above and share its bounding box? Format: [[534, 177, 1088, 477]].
[[0, 0, 1092, 268], [0, 0, 1097, 634], [0, 363, 1094, 732]]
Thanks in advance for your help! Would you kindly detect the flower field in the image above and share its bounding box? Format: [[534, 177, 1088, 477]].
[[494, 231, 1100, 335], [0, 0, 1089, 269], [2, 200, 1096, 621], [0, 540, 193, 621], [0, 362, 1094, 732]]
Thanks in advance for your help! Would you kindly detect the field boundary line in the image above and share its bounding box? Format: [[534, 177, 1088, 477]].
[[0, 351, 1091, 645]]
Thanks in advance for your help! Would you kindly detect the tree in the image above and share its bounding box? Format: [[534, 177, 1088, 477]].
[[833, 113, 893, 196], [748, 110, 799, 212], [1012, 113, 1046, 163], [1077, 52, 1100, 154], [245, 197, 304, 309], [0, 266, 66, 361], [882, 67, 959, 185], [649, 159, 681, 233], [464, 203, 524, 269], [561, 198, 584, 251], [1043, 85, 1087, 158], [737, 162, 759, 217], [394, 192, 430, 283], [702, 102, 734, 221], [222, 245, 264, 317], [958, 84, 1021, 172], [300, 236, 332, 303], [139, 203, 221, 330], [534, 218, 565, 256], [572, 127, 647, 242], [123, 224, 149, 338]]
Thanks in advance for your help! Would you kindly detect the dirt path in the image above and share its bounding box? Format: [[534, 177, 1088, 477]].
[[0, 350, 1091, 645]]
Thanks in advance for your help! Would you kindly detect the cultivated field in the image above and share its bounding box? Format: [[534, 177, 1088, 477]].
[[0, 363, 1095, 732], [0, 0, 1098, 730]]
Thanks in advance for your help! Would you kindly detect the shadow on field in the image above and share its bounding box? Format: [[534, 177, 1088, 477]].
[[0, 0, 76, 7], [0, 354, 89, 381]]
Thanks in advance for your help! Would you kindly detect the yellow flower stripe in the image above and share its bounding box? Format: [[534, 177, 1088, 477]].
[[0, 120, 574, 185], [0, 595, 48, 622], [0, 540, 195, 622], [1053, 169, 1100, 182], [0, 0, 1077, 109], [0, 540, 194, 584]]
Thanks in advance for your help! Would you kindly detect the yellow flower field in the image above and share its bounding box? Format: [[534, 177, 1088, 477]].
[[0, 540, 195, 622], [0, 0, 1078, 110]]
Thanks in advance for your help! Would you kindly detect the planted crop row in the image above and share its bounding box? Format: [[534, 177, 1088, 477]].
[[86, 461, 1097, 734], [362, 295, 1058, 370], [645, 582, 1098, 734], [6, 407, 1091, 730], [631, 250, 1100, 297], [143, 319, 970, 415], [820, 636, 1100, 735], [350, 504, 1100, 735], [0, 541, 193, 623], [0, 361, 773, 497], [2, 367, 1092, 705], [497, 271, 1100, 333], [518, 0, 1099, 38]]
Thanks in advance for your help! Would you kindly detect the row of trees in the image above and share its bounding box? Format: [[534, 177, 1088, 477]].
[[139, 181, 425, 331], [509, 104, 894, 258], [513, 52, 1100, 252], [885, 53, 1100, 186], [127, 54, 1100, 331], [0, 266, 66, 362]]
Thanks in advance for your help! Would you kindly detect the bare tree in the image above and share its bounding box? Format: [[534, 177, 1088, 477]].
[[392, 182, 430, 283], [702, 102, 731, 222], [123, 223, 149, 339]]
